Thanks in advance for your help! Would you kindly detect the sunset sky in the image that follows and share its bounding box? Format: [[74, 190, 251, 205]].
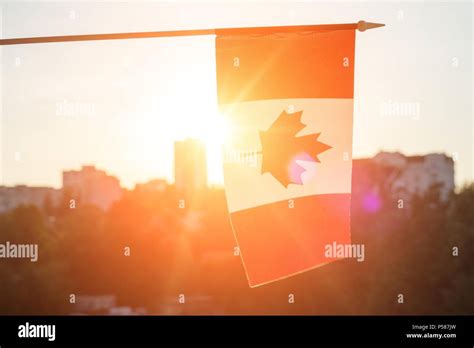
[[1, 1, 472, 188]]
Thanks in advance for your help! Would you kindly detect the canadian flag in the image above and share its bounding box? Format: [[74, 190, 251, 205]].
[[216, 26, 355, 287]]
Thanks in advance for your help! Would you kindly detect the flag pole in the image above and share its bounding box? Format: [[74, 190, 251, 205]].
[[0, 21, 384, 46], [356, 20, 385, 32]]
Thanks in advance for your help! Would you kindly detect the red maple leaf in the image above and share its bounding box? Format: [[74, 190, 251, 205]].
[[259, 110, 332, 187]]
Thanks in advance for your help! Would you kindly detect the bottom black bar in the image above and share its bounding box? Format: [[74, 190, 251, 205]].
[[0, 316, 472, 346]]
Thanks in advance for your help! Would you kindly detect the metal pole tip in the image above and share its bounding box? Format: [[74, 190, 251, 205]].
[[357, 20, 385, 32]]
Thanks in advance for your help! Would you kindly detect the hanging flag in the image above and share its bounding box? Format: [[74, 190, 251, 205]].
[[216, 26, 355, 287]]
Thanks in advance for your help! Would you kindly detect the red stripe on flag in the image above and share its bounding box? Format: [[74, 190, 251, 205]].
[[230, 193, 351, 287], [216, 29, 355, 103]]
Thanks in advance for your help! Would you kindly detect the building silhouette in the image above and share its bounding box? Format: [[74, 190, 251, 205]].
[[174, 138, 208, 198], [0, 185, 61, 213], [62, 165, 122, 210], [352, 152, 455, 214]]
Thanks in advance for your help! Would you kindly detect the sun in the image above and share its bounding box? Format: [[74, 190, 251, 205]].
[[162, 98, 232, 185], [187, 111, 232, 186], [130, 93, 232, 186]]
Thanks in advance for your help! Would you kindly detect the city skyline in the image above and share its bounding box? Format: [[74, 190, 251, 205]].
[[0, 148, 459, 189], [0, 150, 456, 215], [0, 136, 213, 187]]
